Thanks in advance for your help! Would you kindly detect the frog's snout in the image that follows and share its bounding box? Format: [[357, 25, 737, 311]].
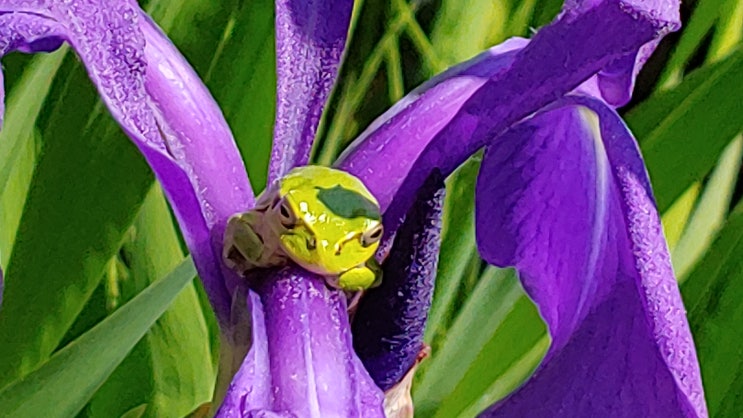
[[334, 231, 364, 256]]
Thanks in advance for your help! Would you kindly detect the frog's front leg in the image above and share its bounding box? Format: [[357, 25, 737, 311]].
[[338, 261, 382, 292], [223, 212, 267, 274], [337, 259, 383, 311]]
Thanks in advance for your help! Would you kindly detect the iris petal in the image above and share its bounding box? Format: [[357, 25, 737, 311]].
[[269, 0, 354, 180], [218, 268, 386, 417], [339, 0, 677, 239], [353, 171, 446, 390], [339, 0, 681, 389], [476, 97, 706, 417]]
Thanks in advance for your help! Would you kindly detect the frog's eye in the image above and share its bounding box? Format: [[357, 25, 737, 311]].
[[361, 224, 384, 247], [277, 199, 298, 229]]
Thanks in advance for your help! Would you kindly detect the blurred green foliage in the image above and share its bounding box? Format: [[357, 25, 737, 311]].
[[0, 0, 741, 417]]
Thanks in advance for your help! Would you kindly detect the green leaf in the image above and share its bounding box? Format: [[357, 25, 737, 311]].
[[0, 257, 197, 418], [682, 201, 743, 417], [180, 0, 276, 191], [626, 48, 743, 213], [672, 137, 742, 280], [0, 50, 67, 269], [414, 267, 547, 418], [422, 156, 481, 351], [0, 54, 156, 386], [148, 0, 276, 193], [658, 0, 727, 87], [84, 186, 216, 418]]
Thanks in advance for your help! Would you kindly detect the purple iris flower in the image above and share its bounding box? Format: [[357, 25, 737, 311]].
[[0, 0, 708, 417]]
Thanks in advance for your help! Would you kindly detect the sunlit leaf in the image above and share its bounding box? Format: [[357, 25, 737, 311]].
[[0, 257, 197, 418]]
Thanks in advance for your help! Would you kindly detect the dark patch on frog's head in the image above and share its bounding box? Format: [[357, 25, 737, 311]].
[[316, 185, 381, 220]]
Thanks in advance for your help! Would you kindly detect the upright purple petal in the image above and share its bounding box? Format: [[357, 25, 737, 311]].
[[269, 0, 353, 180], [353, 171, 445, 390], [0, 1, 253, 325], [476, 97, 706, 417], [338, 0, 678, 237], [218, 268, 385, 418]]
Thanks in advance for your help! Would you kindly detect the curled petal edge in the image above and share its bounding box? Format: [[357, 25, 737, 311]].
[[476, 96, 706, 417]]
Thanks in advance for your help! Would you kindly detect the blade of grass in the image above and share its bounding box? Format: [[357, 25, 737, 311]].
[[672, 138, 742, 280], [84, 187, 215, 418], [658, 0, 727, 87], [0, 50, 66, 268], [0, 257, 196, 418], [627, 48, 743, 213], [682, 201, 743, 417]]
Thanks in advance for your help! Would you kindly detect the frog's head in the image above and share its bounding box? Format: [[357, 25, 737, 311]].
[[273, 166, 383, 276]]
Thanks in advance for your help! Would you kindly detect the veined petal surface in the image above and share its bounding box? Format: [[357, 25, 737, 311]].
[[218, 268, 385, 418], [269, 0, 353, 180], [476, 97, 706, 417]]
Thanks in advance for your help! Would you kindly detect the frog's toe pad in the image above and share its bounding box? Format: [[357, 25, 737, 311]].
[[338, 267, 377, 291]]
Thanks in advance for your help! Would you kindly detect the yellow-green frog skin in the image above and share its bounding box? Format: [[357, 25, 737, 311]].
[[223, 165, 383, 291]]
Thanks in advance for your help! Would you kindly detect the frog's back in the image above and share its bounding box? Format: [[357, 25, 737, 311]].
[[280, 166, 375, 200]]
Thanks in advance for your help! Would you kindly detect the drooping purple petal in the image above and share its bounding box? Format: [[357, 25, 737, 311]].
[[353, 171, 445, 391], [268, 0, 353, 181], [139, 16, 254, 323], [476, 97, 706, 417], [339, 0, 680, 395], [218, 268, 385, 418], [338, 0, 678, 238], [0, 1, 253, 325], [335, 38, 526, 212]]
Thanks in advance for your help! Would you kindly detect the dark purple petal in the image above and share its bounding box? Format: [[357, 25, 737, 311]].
[[218, 268, 385, 418], [353, 171, 445, 390], [0, 1, 254, 325], [0, 11, 66, 128], [476, 97, 706, 417], [269, 0, 353, 181], [338, 0, 678, 237]]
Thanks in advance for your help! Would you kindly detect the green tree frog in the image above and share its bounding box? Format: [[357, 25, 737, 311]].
[[223, 165, 384, 291]]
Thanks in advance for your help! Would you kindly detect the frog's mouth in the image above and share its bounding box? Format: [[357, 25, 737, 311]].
[[279, 228, 366, 276]]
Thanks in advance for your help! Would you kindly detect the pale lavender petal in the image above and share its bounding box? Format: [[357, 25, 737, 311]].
[[353, 171, 445, 390], [218, 268, 386, 417], [338, 0, 678, 237], [139, 16, 254, 318], [269, 0, 353, 180], [217, 291, 273, 417], [0, 1, 253, 325], [476, 97, 706, 417]]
